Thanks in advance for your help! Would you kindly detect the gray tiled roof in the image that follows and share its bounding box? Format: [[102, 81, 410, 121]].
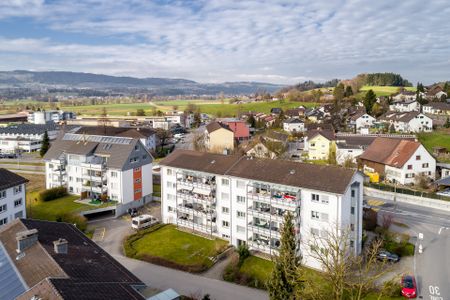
[[0, 122, 75, 135], [0, 169, 28, 190]]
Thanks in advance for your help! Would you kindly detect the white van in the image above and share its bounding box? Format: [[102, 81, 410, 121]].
[[131, 214, 158, 230]]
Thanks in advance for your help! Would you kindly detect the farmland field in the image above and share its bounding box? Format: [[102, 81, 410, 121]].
[[358, 85, 416, 97]]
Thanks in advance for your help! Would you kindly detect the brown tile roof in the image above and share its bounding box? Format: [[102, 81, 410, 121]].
[[160, 150, 357, 194], [358, 137, 421, 168], [379, 111, 422, 123], [206, 121, 232, 133], [306, 129, 335, 141], [0, 168, 28, 190]]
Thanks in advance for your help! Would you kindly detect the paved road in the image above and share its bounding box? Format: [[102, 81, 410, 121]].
[[92, 218, 268, 300], [366, 196, 450, 299]]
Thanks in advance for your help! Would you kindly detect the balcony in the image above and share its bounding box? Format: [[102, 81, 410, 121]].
[[177, 178, 214, 191], [176, 188, 216, 204], [81, 157, 105, 171], [177, 203, 216, 216], [247, 207, 285, 222], [247, 192, 298, 210], [81, 173, 104, 182], [177, 218, 217, 233], [248, 221, 281, 237]]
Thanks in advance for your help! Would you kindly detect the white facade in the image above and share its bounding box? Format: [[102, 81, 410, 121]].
[[354, 114, 376, 130], [0, 138, 42, 153], [389, 100, 420, 112], [28, 110, 76, 124], [283, 120, 305, 133], [382, 113, 433, 133], [336, 146, 365, 165], [384, 145, 436, 185], [160, 165, 363, 270], [0, 182, 26, 227]]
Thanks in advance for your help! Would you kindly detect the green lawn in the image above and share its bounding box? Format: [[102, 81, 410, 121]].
[[356, 85, 416, 98], [0, 161, 44, 166], [153, 183, 161, 197], [61, 102, 157, 116], [126, 224, 228, 272], [27, 194, 91, 221], [418, 129, 450, 156]]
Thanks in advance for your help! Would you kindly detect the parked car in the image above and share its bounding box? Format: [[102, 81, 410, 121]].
[[377, 250, 400, 263], [401, 275, 417, 298], [131, 214, 158, 230]]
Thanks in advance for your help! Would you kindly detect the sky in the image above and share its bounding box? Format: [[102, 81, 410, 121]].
[[0, 0, 449, 85]]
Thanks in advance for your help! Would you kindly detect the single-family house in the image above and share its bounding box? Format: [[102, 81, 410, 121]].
[[389, 99, 420, 112], [392, 90, 417, 102], [243, 136, 278, 159], [349, 111, 376, 131], [223, 120, 250, 142], [358, 137, 436, 185], [305, 129, 335, 160], [283, 118, 305, 133], [422, 102, 450, 115]]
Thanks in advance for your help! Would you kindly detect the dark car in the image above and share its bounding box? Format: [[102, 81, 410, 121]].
[[377, 250, 400, 262], [401, 275, 417, 298]]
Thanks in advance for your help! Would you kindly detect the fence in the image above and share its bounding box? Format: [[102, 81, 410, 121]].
[[364, 182, 450, 202]]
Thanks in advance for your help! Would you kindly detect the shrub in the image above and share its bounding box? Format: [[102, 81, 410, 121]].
[[38, 186, 68, 202], [237, 244, 250, 266], [57, 212, 87, 232], [382, 279, 402, 297]]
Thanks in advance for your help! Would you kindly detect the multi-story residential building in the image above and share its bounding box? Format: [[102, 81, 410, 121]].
[[358, 137, 436, 185], [0, 169, 28, 227], [389, 99, 420, 112], [28, 110, 76, 124], [160, 150, 364, 270], [204, 122, 235, 153], [378, 111, 433, 133], [43, 133, 153, 215], [422, 102, 450, 115]]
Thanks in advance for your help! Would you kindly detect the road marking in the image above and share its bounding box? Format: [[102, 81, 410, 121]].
[[438, 227, 449, 235], [367, 199, 385, 206], [92, 227, 106, 242], [429, 285, 443, 300]]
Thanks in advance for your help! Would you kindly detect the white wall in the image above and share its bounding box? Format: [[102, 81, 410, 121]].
[[0, 183, 26, 226]]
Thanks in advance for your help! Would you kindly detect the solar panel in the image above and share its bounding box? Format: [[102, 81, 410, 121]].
[[62, 133, 132, 145], [0, 243, 26, 300]]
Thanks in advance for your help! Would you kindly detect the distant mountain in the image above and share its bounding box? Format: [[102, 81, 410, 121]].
[[0, 70, 285, 98]]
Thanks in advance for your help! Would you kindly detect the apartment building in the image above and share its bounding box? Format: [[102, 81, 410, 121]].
[[378, 111, 433, 133], [160, 150, 364, 270], [44, 133, 153, 215], [0, 169, 28, 227], [28, 110, 76, 124]]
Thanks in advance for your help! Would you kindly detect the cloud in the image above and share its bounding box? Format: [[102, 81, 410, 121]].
[[0, 0, 449, 84]]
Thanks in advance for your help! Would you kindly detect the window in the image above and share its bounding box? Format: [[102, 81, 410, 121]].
[[14, 211, 23, 219], [13, 185, 22, 194], [110, 182, 117, 189], [0, 190, 6, 199], [351, 207, 355, 215], [0, 204, 7, 213], [168, 206, 175, 212], [407, 165, 412, 170], [221, 178, 229, 186], [134, 167, 141, 172], [69, 176, 73, 182], [351, 190, 355, 197], [222, 221, 230, 228], [134, 189, 141, 194], [129, 157, 138, 163], [237, 211, 245, 218], [350, 223, 355, 231], [236, 180, 246, 189], [422, 163, 429, 168], [222, 207, 230, 214], [14, 199, 22, 207], [236, 195, 245, 203], [237, 225, 245, 233], [166, 181, 175, 189], [311, 194, 320, 202], [310, 143, 315, 147], [111, 194, 119, 200], [416, 155, 421, 160], [406, 173, 415, 178], [167, 194, 176, 201], [321, 195, 329, 204], [0, 218, 7, 225], [222, 234, 230, 239], [135, 178, 141, 183], [311, 211, 319, 220], [321, 213, 329, 222], [111, 171, 118, 178], [350, 240, 354, 248], [166, 169, 173, 175], [221, 193, 229, 200]]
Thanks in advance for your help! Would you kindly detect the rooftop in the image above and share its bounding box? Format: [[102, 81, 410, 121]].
[[74, 126, 155, 138], [0, 168, 28, 190], [160, 150, 358, 194], [205, 121, 232, 133]]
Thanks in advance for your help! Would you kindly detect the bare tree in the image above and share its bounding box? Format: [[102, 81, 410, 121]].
[[193, 131, 207, 152]]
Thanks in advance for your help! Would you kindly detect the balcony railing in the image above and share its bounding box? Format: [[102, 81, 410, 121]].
[[247, 208, 285, 222], [177, 204, 215, 216], [247, 193, 298, 209], [177, 218, 217, 233], [248, 222, 281, 237], [176, 190, 216, 204], [177, 179, 214, 191], [82, 174, 104, 182]]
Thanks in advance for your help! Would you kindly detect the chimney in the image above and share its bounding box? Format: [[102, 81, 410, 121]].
[[53, 238, 68, 254], [16, 229, 38, 253]]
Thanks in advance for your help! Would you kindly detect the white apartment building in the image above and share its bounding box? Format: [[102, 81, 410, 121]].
[[389, 99, 420, 112], [44, 133, 153, 215], [28, 110, 76, 124], [160, 150, 364, 270], [0, 169, 27, 227], [379, 111, 433, 133]]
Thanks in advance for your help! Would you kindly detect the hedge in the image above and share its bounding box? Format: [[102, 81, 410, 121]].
[[56, 212, 88, 232], [38, 186, 68, 202]]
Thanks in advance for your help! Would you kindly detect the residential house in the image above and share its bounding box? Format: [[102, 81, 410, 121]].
[[74, 126, 157, 151], [0, 169, 27, 227], [0, 219, 179, 300], [205, 121, 235, 153], [426, 85, 447, 100], [265, 130, 289, 144], [305, 129, 335, 160], [28, 110, 76, 124], [285, 107, 306, 118], [422, 102, 450, 116], [305, 108, 325, 123], [389, 99, 420, 112], [160, 150, 364, 270], [44, 133, 153, 216], [223, 120, 250, 142], [270, 108, 283, 115], [378, 111, 433, 133], [335, 135, 377, 165], [349, 110, 376, 131], [243, 136, 278, 159], [358, 137, 436, 185], [392, 90, 417, 102], [283, 118, 305, 133]]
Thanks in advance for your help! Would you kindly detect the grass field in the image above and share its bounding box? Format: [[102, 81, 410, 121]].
[[357, 85, 416, 98], [417, 129, 450, 161], [128, 224, 228, 270], [27, 194, 89, 220], [60, 100, 317, 117]]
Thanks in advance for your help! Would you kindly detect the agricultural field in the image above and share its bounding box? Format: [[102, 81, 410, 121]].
[[358, 85, 416, 98]]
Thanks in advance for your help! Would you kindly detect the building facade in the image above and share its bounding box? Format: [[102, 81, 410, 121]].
[[160, 150, 364, 270], [0, 169, 27, 227], [44, 133, 153, 215]]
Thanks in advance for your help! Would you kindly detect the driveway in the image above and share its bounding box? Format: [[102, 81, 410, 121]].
[[91, 216, 268, 300]]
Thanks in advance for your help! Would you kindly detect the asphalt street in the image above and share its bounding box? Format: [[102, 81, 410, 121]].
[[92, 218, 268, 300], [366, 196, 450, 300]]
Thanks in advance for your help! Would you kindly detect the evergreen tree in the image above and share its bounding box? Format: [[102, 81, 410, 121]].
[[333, 83, 345, 103], [40, 130, 50, 157], [136, 108, 146, 116], [344, 85, 353, 97], [247, 114, 256, 128], [416, 82, 425, 93], [267, 212, 303, 300], [363, 90, 377, 115]]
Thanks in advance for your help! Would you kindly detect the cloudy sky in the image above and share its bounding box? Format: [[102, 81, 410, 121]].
[[0, 0, 449, 84]]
